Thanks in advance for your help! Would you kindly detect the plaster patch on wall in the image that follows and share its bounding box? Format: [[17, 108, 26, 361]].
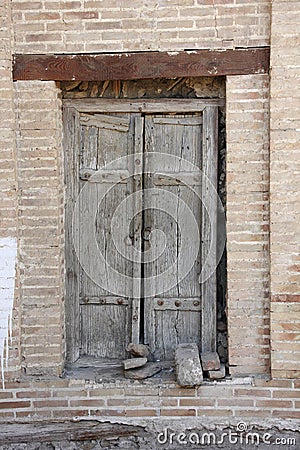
[[0, 237, 17, 388]]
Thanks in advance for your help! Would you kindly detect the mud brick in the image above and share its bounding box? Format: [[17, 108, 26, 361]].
[[208, 364, 226, 380]]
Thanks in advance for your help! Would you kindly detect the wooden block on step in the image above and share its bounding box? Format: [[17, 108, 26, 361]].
[[208, 364, 226, 380], [123, 357, 147, 370], [200, 351, 220, 371], [175, 343, 203, 387]]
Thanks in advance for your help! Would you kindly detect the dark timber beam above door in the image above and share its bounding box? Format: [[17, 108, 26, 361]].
[[13, 48, 269, 81]]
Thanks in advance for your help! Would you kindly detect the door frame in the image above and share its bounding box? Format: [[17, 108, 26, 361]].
[[63, 98, 223, 363]]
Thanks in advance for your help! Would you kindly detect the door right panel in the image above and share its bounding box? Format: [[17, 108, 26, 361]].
[[143, 114, 203, 360]]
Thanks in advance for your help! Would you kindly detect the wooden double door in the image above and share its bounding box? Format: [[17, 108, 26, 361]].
[[64, 99, 219, 363]]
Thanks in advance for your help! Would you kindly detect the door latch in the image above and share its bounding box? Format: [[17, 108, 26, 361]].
[[142, 227, 152, 241]]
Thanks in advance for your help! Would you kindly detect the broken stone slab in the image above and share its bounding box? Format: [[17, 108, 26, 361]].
[[175, 343, 203, 387], [124, 363, 162, 380], [123, 357, 147, 370], [126, 343, 150, 358], [208, 364, 226, 380], [200, 351, 220, 371]]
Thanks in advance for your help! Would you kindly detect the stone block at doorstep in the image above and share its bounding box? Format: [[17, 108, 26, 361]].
[[175, 343, 203, 387]]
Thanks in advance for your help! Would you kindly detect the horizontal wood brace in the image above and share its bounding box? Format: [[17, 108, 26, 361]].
[[65, 98, 224, 113], [153, 172, 202, 186], [153, 117, 203, 125], [80, 296, 129, 306], [80, 113, 130, 132], [153, 297, 202, 311], [79, 168, 130, 183]]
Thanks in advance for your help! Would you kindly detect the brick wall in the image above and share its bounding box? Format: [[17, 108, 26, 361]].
[[14, 81, 65, 377], [0, 0, 300, 435], [12, 0, 270, 54], [10, 75, 272, 380], [0, 0, 20, 383], [269, 0, 300, 379], [226, 74, 270, 376]]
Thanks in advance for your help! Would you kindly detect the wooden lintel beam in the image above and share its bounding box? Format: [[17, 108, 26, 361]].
[[13, 48, 269, 81]]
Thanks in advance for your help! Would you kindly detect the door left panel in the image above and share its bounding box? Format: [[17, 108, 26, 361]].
[[65, 109, 137, 361]]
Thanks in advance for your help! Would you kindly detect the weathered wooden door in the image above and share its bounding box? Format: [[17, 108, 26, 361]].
[[64, 100, 219, 363]]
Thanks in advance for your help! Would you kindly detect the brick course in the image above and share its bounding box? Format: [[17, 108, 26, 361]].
[[0, 379, 299, 421]]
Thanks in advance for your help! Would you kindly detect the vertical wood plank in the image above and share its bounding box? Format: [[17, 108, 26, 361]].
[[63, 106, 81, 363], [130, 115, 143, 344], [201, 105, 218, 352]]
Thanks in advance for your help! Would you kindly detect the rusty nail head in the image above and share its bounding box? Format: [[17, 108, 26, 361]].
[[175, 301, 181, 307], [193, 301, 200, 306], [157, 299, 164, 306], [117, 298, 123, 305]]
